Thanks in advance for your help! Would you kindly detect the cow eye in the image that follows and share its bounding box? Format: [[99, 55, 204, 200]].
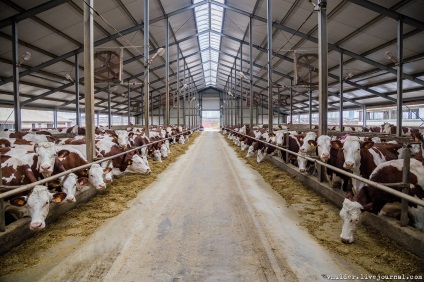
[[45, 201, 49, 206]]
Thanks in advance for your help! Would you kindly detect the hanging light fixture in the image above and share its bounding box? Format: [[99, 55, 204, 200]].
[[17, 51, 31, 67], [384, 51, 398, 65]]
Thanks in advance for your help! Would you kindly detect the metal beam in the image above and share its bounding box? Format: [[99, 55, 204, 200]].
[[12, 21, 21, 131], [267, 0, 273, 130], [318, 0, 328, 136], [396, 18, 403, 137], [348, 0, 424, 31], [212, 1, 424, 87], [144, 0, 150, 134], [0, 0, 70, 29], [84, 0, 95, 162]]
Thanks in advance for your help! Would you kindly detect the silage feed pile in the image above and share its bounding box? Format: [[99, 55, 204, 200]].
[[0, 132, 200, 275], [224, 134, 424, 276]]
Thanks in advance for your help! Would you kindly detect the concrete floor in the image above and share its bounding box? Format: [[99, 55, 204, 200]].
[[22, 132, 365, 281]]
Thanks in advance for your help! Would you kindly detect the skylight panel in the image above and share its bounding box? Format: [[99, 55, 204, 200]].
[[193, 0, 224, 86]]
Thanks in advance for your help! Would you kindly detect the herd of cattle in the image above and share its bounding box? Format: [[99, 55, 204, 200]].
[[223, 123, 424, 244], [0, 125, 192, 231]]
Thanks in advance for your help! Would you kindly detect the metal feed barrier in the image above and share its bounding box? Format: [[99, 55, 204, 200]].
[[224, 128, 424, 227], [0, 129, 196, 232]]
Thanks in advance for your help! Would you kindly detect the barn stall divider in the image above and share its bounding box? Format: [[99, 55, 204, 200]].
[[0, 129, 196, 255], [223, 128, 424, 259]]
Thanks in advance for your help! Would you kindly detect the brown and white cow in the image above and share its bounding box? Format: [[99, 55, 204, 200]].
[[1, 155, 37, 186], [340, 158, 424, 243], [336, 136, 401, 194], [9, 185, 66, 230]]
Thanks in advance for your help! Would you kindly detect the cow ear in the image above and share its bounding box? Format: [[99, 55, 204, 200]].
[[362, 202, 373, 211], [344, 192, 354, 200], [51, 192, 67, 203], [362, 141, 374, 149], [57, 149, 70, 158], [331, 140, 343, 149], [33, 143, 39, 152], [77, 177, 89, 189], [49, 180, 61, 188], [127, 159, 133, 165], [308, 140, 317, 147], [128, 132, 134, 137], [10, 197, 27, 207], [103, 167, 112, 174]]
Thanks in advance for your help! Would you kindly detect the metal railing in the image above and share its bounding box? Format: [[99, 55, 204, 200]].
[[0, 128, 197, 231], [224, 128, 424, 226]]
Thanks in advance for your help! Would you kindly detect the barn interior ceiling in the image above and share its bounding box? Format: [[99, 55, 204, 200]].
[[0, 0, 423, 117]]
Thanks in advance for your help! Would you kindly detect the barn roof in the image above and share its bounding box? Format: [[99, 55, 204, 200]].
[[0, 0, 423, 116]]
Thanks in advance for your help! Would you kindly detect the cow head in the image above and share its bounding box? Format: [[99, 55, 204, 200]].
[[115, 130, 130, 149], [59, 173, 79, 202], [275, 131, 284, 147], [246, 145, 255, 158], [151, 149, 162, 162], [10, 185, 66, 230], [381, 122, 393, 134], [299, 132, 317, 154], [339, 198, 363, 244], [297, 152, 308, 173], [317, 135, 331, 162], [342, 136, 366, 171], [160, 143, 168, 159], [240, 141, 249, 151], [257, 148, 267, 163], [34, 142, 57, 178], [126, 154, 151, 174], [178, 135, 185, 144], [102, 166, 113, 183], [88, 164, 107, 190], [165, 139, 171, 154]]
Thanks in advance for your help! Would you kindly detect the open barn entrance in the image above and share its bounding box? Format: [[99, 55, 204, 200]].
[[202, 111, 220, 131]]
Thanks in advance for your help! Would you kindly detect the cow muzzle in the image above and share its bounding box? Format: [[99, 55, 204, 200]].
[[30, 221, 45, 230], [341, 237, 353, 244]]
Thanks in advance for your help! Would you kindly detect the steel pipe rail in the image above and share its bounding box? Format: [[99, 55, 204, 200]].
[[224, 128, 424, 208], [0, 129, 195, 201], [0, 129, 197, 231]]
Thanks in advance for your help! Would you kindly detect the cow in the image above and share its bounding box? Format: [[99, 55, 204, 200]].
[[1, 155, 37, 186], [340, 158, 424, 244], [9, 185, 66, 230], [297, 152, 315, 174], [0, 138, 12, 147], [336, 136, 401, 194], [299, 132, 317, 154], [56, 147, 110, 190], [317, 135, 351, 191], [95, 139, 150, 175]]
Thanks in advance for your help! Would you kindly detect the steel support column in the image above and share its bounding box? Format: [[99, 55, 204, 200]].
[[249, 17, 254, 130], [177, 49, 180, 127], [84, 0, 95, 162], [108, 83, 112, 128], [144, 0, 150, 136], [12, 21, 21, 132], [362, 105, 366, 128], [240, 45, 243, 126], [183, 64, 186, 128], [318, 0, 328, 136], [75, 53, 81, 126], [53, 108, 58, 128], [339, 51, 343, 131], [165, 17, 170, 127], [396, 18, 403, 137], [128, 83, 131, 124], [267, 0, 273, 130], [290, 80, 293, 124]]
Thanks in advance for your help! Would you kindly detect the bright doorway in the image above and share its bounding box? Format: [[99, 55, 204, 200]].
[[202, 111, 220, 131]]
